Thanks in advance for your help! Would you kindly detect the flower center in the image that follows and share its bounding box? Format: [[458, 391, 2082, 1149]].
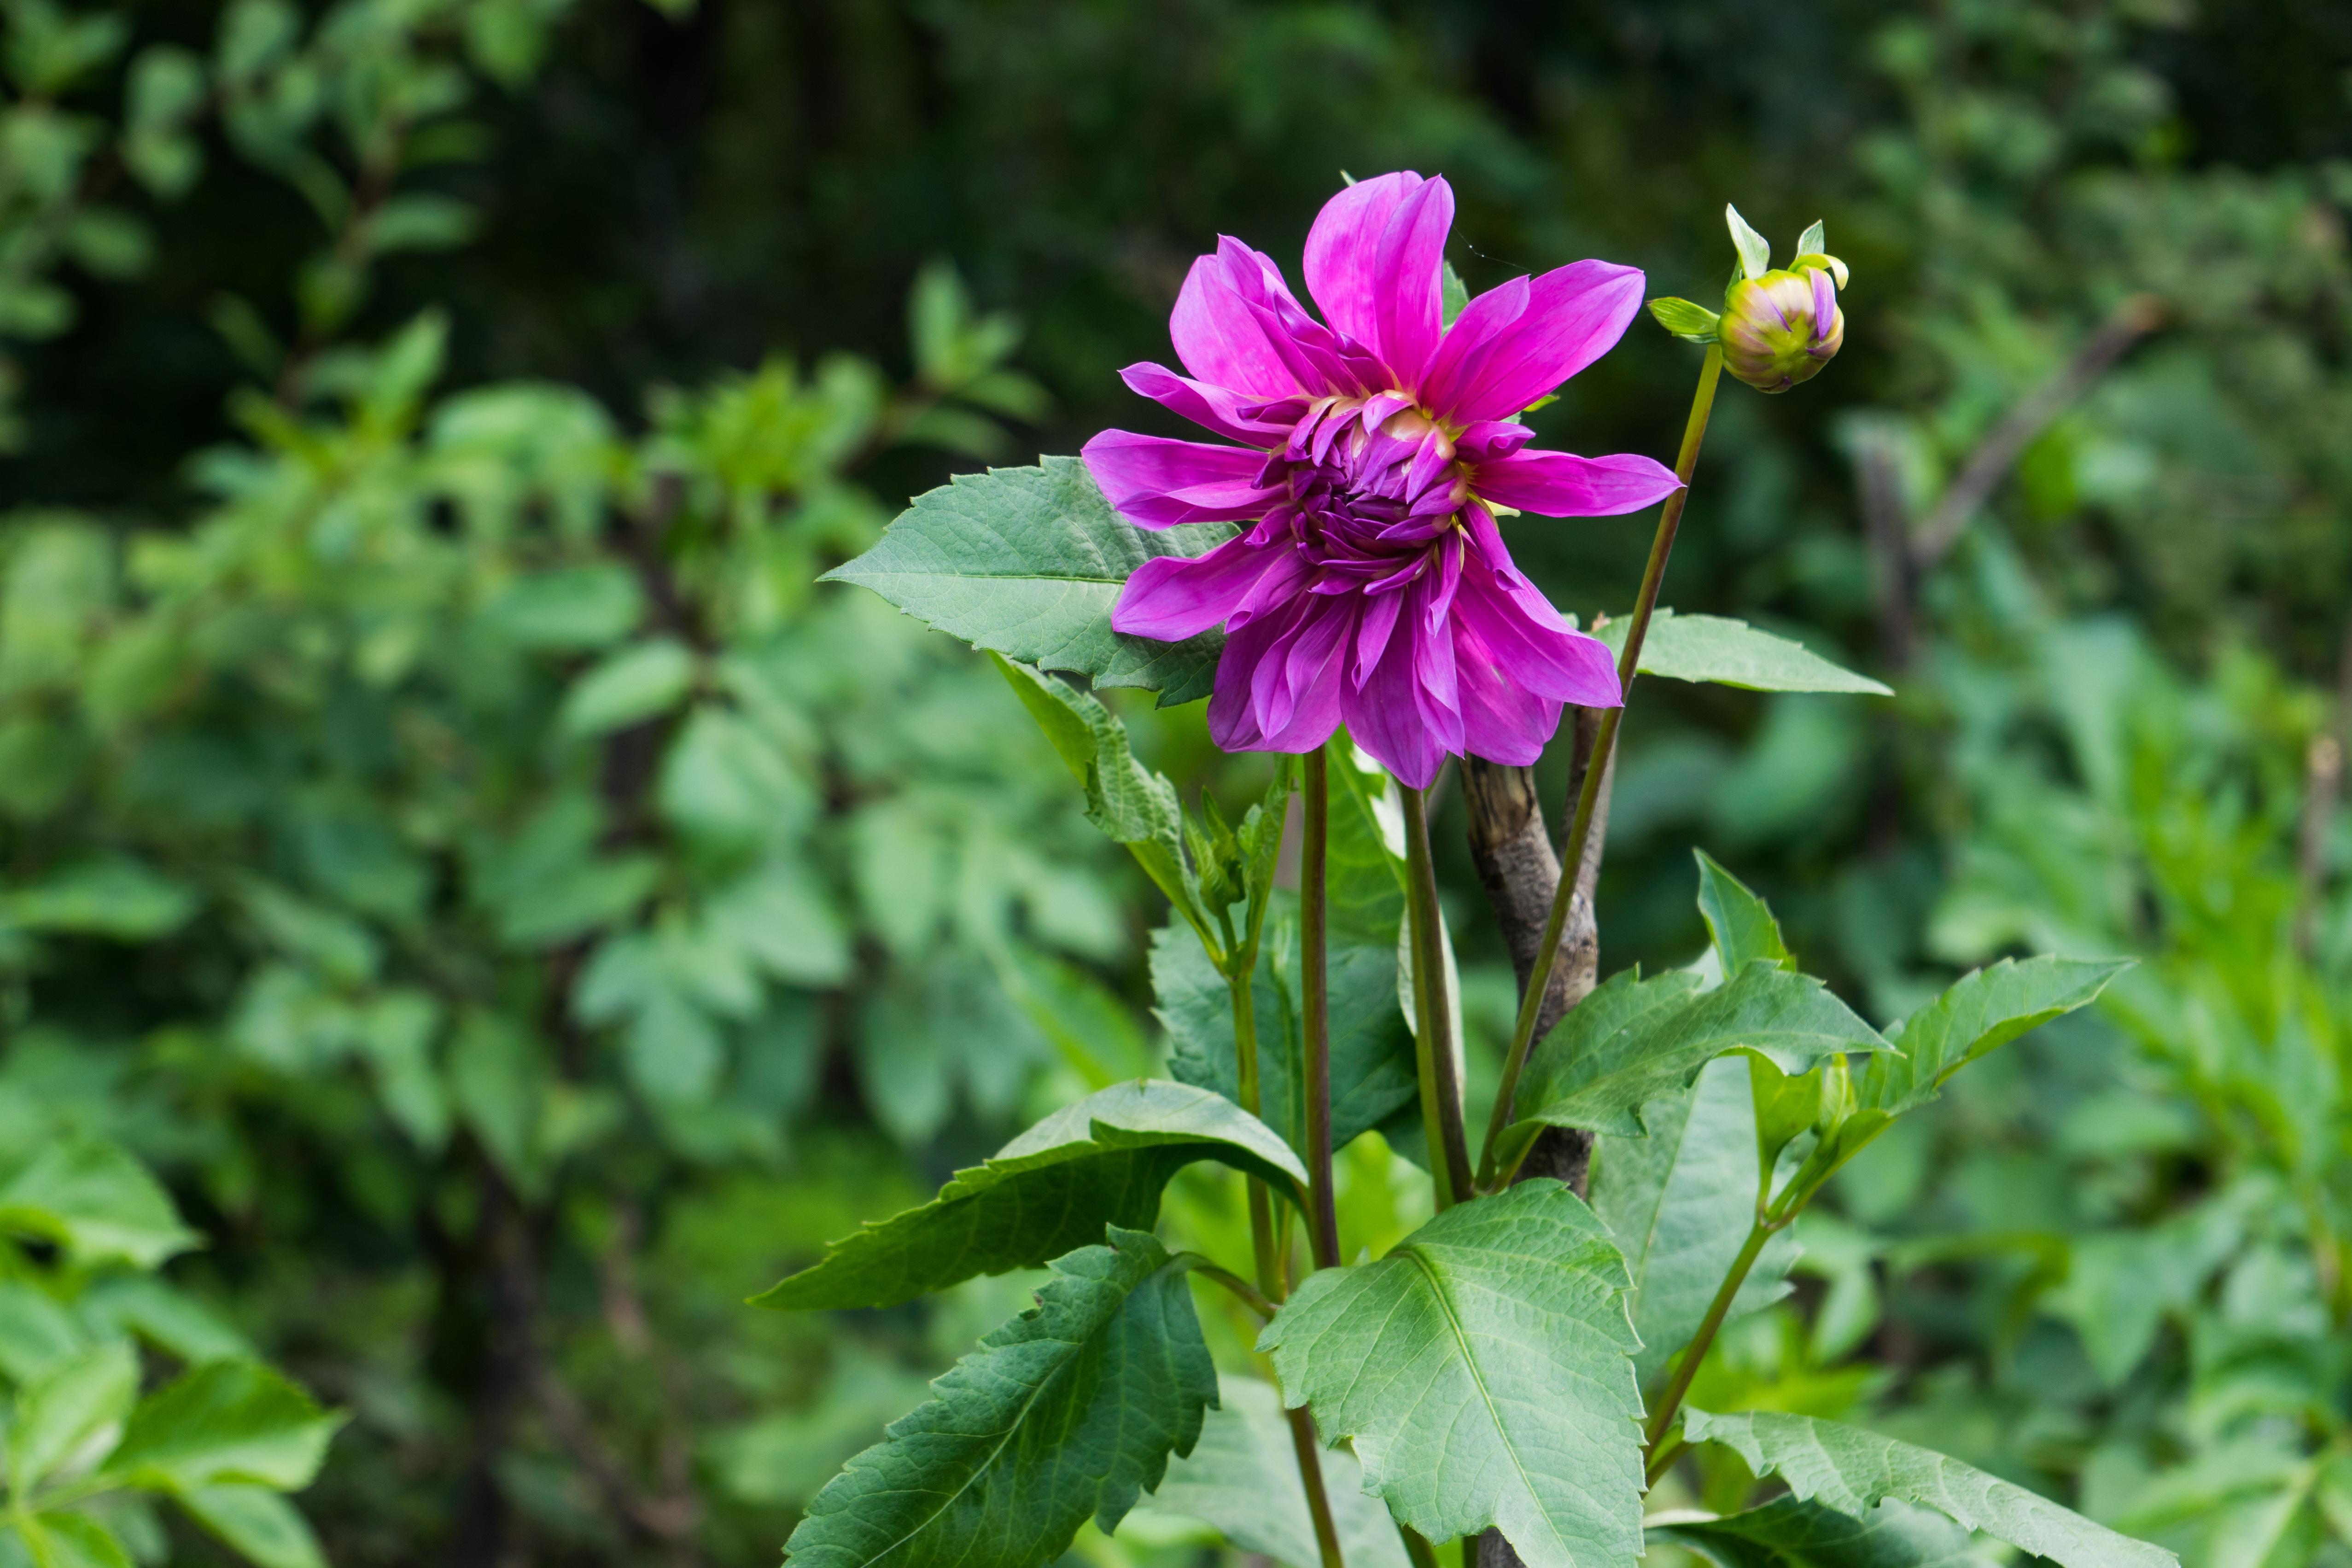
[[1266, 396, 1469, 591]]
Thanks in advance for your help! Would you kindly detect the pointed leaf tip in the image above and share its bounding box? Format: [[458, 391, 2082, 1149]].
[[1259, 1182, 1644, 1568], [1725, 204, 1772, 281], [1681, 1409, 2177, 1568]]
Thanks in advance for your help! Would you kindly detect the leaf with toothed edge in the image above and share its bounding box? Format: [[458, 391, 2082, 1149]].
[[1809, 956, 2134, 1177], [1680, 1409, 2177, 1568], [1598, 611, 1890, 695], [1861, 956, 2132, 1120], [822, 456, 1230, 705], [1647, 1495, 1996, 1568], [1500, 960, 1888, 1164], [753, 1080, 1304, 1311], [1257, 1180, 1646, 1568], [1694, 850, 1794, 974], [783, 1227, 1218, 1568]]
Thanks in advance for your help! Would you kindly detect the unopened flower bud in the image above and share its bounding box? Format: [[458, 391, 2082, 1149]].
[[1714, 206, 1848, 393], [1721, 266, 1844, 392]]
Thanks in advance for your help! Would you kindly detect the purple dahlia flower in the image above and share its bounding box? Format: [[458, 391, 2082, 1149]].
[[1083, 171, 1682, 788]]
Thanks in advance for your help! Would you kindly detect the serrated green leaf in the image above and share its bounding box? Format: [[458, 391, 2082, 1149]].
[[1648, 1495, 1993, 1568], [9, 1341, 138, 1493], [1258, 1180, 1645, 1568], [783, 1227, 1216, 1568], [1862, 956, 2130, 1119], [1142, 1375, 1411, 1568], [823, 458, 1231, 705], [1726, 205, 1773, 281], [0, 1136, 198, 1269], [1695, 850, 1793, 973], [1814, 957, 2129, 1179], [1597, 612, 1890, 695], [101, 1361, 343, 1496], [753, 1081, 1303, 1311], [1156, 909, 1417, 1166], [1507, 961, 1885, 1148], [993, 655, 1208, 935], [1681, 1410, 2177, 1568], [1589, 1058, 1797, 1387], [176, 1484, 327, 1568]]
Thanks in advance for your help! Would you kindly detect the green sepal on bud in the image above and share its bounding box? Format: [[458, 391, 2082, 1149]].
[[1646, 296, 1722, 344], [1716, 204, 1849, 393]]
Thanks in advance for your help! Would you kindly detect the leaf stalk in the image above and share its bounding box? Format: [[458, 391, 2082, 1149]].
[[1643, 1215, 1766, 1471], [1285, 1405, 1349, 1568], [1227, 967, 1285, 1297], [1302, 746, 1342, 1268], [1402, 783, 1475, 1208]]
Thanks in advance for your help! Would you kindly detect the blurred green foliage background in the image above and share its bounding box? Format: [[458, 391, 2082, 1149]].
[[0, 0, 2348, 1564]]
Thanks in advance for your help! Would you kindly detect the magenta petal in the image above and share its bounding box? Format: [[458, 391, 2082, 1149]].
[[1303, 173, 1424, 355], [1119, 363, 1290, 446], [1371, 175, 1453, 389], [1453, 421, 1539, 463], [1453, 613, 1562, 766], [1171, 251, 1299, 400], [1208, 596, 1345, 757], [1083, 430, 1284, 528], [1343, 574, 1458, 789], [1354, 588, 1404, 685], [1114, 534, 1290, 641], [1415, 274, 1529, 419], [1473, 449, 1682, 517], [1451, 554, 1622, 707], [1209, 606, 1284, 751], [1251, 596, 1351, 747], [1424, 260, 1645, 423]]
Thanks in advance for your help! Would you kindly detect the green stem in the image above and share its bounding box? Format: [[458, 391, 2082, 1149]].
[[1229, 968, 1285, 1296], [1179, 1254, 1278, 1320], [1285, 1405, 1349, 1568], [1402, 783, 1475, 1208], [1223, 966, 1351, 1568], [1302, 747, 1341, 1268], [1643, 1212, 1767, 1461], [1478, 344, 1724, 1191], [1399, 1525, 1443, 1568], [1644, 1435, 1691, 1488]]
